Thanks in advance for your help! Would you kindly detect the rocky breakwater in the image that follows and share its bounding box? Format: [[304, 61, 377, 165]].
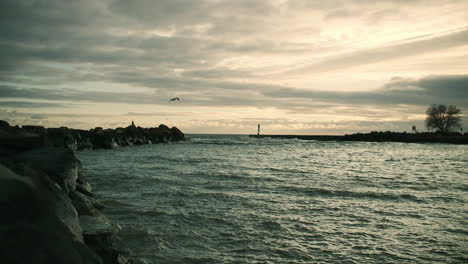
[[20, 122, 184, 150], [0, 120, 184, 264], [342, 131, 468, 144]]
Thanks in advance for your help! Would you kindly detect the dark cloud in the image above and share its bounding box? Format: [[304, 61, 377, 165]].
[[263, 75, 468, 107], [110, 0, 277, 29], [0, 0, 117, 72], [109, 0, 208, 26], [0, 85, 164, 105], [383, 75, 468, 105], [0, 101, 66, 108], [417, 75, 468, 97], [30, 114, 46, 120]]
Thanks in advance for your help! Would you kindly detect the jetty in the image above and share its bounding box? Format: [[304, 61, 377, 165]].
[[0, 120, 184, 264], [249, 131, 468, 144]]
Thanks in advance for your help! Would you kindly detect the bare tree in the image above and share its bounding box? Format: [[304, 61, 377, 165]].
[[425, 104, 462, 134]]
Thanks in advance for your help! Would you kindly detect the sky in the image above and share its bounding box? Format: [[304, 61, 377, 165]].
[[1, 0, 467, 135]]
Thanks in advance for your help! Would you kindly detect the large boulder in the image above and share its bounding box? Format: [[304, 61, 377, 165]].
[[0, 164, 102, 264], [76, 178, 94, 196], [14, 147, 82, 194], [47, 127, 77, 150], [22, 125, 47, 135], [158, 124, 171, 133], [80, 215, 127, 264], [123, 125, 144, 138], [72, 191, 128, 264], [147, 127, 163, 143], [74, 129, 94, 150], [119, 125, 149, 145], [171, 126, 184, 141], [149, 124, 173, 143], [22, 165, 84, 242], [90, 128, 115, 149], [70, 191, 105, 217], [0, 124, 46, 153], [0, 120, 10, 128]]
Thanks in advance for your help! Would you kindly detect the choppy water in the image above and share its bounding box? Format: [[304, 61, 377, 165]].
[[77, 135, 468, 264]]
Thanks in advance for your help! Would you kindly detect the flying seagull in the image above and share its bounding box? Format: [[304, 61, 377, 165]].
[[168, 97, 180, 103]]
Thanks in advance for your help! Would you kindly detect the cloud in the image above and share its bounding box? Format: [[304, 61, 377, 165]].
[[125, 111, 193, 116], [263, 75, 468, 107], [2, 0, 467, 85], [0, 101, 66, 108], [0, 85, 164, 105], [382, 75, 468, 105], [2, 74, 466, 111], [282, 28, 468, 74], [181, 69, 251, 79], [30, 114, 46, 120], [1, 0, 467, 133], [109, 0, 208, 26]]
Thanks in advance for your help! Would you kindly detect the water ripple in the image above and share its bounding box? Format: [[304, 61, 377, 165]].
[[77, 135, 468, 264]]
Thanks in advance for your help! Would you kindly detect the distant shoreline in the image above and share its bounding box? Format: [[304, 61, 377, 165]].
[[250, 132, 468, 144]]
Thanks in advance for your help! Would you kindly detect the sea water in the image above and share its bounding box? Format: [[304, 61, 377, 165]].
[[77, 134, 467, 264]]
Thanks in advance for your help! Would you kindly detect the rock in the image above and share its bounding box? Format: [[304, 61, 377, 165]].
[[91, 128, 115, 149], [79, 215, 120, 237], [22, 125, 47, 135], [146, 124, 175, 143], [15, 147, 81, 194], [0, 120, 10, 128], [1, 121, 185, 151], [0, 164, 102, 264], [0, 127, 46, 153], [171, 126, 184, 141], [70, 191, 105, 216], [77, 177, 93, 192], [77, 183, 95, 197], [158, 124, 169, 130], [147, 127, 162, 143], [124, 125, 144, 138], [159, 124, 173, 141], [0, 164, 38, 220], [22, 164, 84, 242], [80, 215, 125, 264], [0, 121, 180, 264], [46, 127, 77, 150], [74, 129, 94, 150]]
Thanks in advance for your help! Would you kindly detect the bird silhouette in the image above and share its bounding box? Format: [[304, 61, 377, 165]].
[[168, 97, 180, 103]]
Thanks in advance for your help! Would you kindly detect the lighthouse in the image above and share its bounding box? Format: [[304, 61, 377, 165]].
[[257, 124, 260, 136]]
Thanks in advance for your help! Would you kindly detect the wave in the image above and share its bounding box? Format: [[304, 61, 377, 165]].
[[100, 199, 135, 207], [186, 135, 302, 147], [186, 136, 252, 146], [259, 220, 284, 231], [281, 185, 423, 202], [180, 256, 218, 264], [137, 209, 239, 229], [77, 134, 467, 264]]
